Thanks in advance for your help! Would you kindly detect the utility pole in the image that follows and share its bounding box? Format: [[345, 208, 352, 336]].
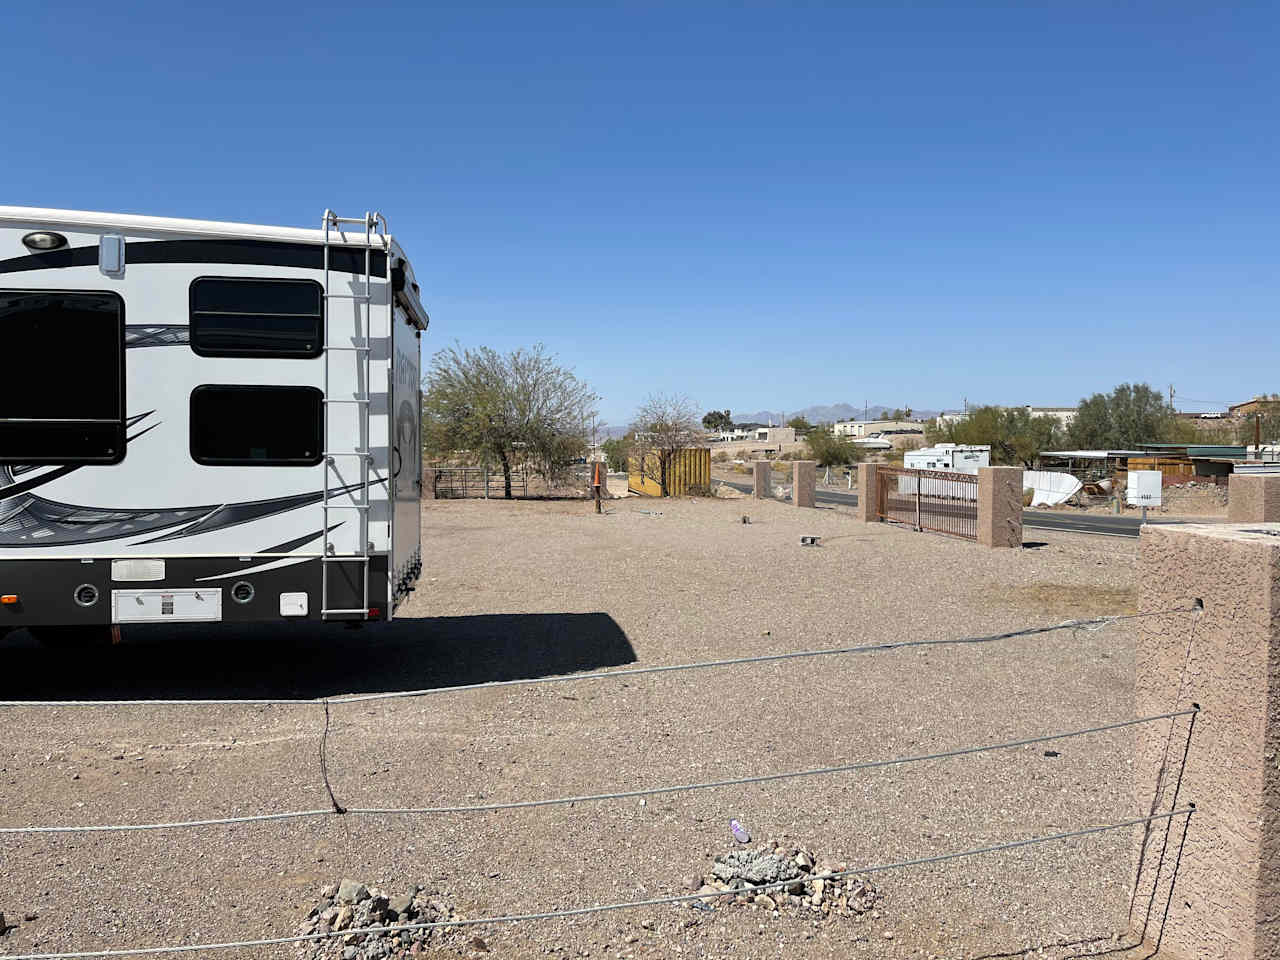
[[1169, 384, 1175, 410], [1256, 412, 1262, 459]]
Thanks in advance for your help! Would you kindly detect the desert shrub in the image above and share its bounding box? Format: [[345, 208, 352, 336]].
[[805, 430, 863, 467], [1023, 488, 1035, 507], [684, 483, 714, 497], [712, 451, 730, 463]]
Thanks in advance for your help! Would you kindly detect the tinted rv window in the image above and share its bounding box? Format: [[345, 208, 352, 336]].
[[190, 278, 323, 358], [190, 385, 323, 466], [0, 290, 125, 464]]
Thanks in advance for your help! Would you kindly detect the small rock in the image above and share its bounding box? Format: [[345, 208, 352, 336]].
[[640, 919, 654, 930], [342, 948, 358, 960], [469, 938, 490, 953], [683, 876, 701, 891], [388, 893, 415, 918], [22, 912, 37, 923], [337, 878, 369, 904], [794, 852, 813, 871], [321, 883, 339, 899], [753, 895, 776, 910], [883, 930, 895, 940], [333, 905, 354, 931]]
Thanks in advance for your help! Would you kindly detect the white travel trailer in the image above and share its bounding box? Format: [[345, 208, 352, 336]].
[[0, 207, 429, 643]]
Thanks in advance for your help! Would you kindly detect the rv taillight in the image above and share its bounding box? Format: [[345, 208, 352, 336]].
[[21, 231, 67, 251], [368, 607, 382, 618], [1, 595, 18, 605]]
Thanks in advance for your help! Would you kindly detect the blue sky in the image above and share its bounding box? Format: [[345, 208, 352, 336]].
[[3, 2, 1275, 427]]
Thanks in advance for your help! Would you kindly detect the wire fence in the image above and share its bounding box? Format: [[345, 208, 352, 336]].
[[0, 706, 1198, 835], [0, 605, 1200, 709], [0, 603, 1204, 959], [1, 808, 1195, 960]]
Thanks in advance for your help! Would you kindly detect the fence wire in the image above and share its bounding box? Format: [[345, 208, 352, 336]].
[[0, 604, 1200, 709], [1, 807, 1195, 960], [0, 707, 1198, 836]]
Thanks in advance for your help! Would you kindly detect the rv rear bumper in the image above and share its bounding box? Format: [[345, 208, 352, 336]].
[[0, 555, 390, 627]]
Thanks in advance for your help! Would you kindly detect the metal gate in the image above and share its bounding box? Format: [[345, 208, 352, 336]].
[[875, 465, 978, 541], [431, 466, 528, 498]]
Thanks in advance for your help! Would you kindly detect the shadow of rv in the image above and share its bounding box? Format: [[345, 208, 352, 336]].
[[0, 612, 636, 702]]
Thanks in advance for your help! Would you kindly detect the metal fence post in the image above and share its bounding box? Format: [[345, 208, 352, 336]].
[[483, 465, 489, 499], [915, 470, 922, 531]]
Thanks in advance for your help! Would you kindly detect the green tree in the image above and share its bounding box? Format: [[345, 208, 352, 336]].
[[702, 409, 733, 432], [422, 344, 597, 498], [805, 429, 864, 467], [787, 415, 814, 436], [926, 405, 1063, 468], [600, 436, 629, 472], [1067, 383, 1174, 450]]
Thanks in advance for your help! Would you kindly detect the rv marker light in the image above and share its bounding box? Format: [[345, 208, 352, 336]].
[[21, 231, 67, 251], [1, 595, 17, 605]]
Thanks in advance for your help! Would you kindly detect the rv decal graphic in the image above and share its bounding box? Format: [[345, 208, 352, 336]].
[[125, 325, 189, 348], [0, 485, 377, 548]]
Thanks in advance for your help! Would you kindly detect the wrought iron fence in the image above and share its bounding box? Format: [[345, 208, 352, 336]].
[[430, 466, 528, 499], [876, 465, 978, 541]]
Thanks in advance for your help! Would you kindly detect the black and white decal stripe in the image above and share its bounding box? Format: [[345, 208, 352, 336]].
[[0, 238, 387, 277]]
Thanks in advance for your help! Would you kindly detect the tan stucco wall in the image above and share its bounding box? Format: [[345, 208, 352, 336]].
[[857, 463, 878, 522], [793, 460, 816, 508], [752, 461, 771, 499], [1228, 474, 1280, 523], [1135, 523, 1280, 959], [977, 466, 1022, 548]]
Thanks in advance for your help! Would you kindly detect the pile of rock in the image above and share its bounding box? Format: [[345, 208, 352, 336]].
[[294, 879, 472, 960], [690, 840, 881, 922]]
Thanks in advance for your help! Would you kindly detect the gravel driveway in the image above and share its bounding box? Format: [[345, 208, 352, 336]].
[[0, 497, 1187, 959]]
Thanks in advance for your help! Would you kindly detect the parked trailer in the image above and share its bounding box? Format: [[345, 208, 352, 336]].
[[0, 207, 430, 644]]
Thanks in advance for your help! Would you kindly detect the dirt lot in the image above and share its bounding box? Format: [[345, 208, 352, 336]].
[[0, 497, 1188, 959]]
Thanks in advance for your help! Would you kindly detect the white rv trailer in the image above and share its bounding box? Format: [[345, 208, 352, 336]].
[[0, 206, 429, 642]]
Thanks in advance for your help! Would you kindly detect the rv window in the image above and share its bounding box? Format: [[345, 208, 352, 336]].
[[190, 385, 323, 466], [0, 290, 125, 464], [190, 278, 323, 358]]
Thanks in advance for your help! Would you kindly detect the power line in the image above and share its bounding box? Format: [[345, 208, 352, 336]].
[[0, 707, 1197, 835], [0, 807, 1195, 960], [0, 605, 1200, 709]]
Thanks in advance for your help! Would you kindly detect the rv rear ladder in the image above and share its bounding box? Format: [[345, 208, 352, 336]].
[[319, 208, 388, 621]]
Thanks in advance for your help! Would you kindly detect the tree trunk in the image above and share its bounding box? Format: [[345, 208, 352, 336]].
[[660, 452, 669, 497], [499, 449, 513, 499]]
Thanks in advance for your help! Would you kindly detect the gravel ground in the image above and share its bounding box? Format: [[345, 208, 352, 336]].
[[0, 496, 1189, 960]]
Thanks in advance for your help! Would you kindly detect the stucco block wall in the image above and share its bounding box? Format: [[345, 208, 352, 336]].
[[1134, 523, 1280, 960], [977, 466, 1022, 548], [1228, 474, 1280, 523], [856, 464, 878, 522], [752, 461, 770, 500], [793, 460, 816, 508]]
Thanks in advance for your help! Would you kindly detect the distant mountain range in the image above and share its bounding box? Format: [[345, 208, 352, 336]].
[[732, 404, 941, 426], [597, 403, 940, 438]]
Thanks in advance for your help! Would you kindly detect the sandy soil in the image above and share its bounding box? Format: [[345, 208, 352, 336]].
[[0, 498, 1187, 960]]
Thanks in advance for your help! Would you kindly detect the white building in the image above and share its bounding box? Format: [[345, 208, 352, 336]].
[[1025, 406, 1077, 428], [832, 419, 924, 438], [904, 444, 991, 473], [753, 426, 796, 444]]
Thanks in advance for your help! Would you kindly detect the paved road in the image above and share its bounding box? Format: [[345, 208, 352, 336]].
[[719, 480, 1163, 538]]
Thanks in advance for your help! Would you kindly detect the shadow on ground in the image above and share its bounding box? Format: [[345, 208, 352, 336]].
[[0, 612, 636, 702]]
